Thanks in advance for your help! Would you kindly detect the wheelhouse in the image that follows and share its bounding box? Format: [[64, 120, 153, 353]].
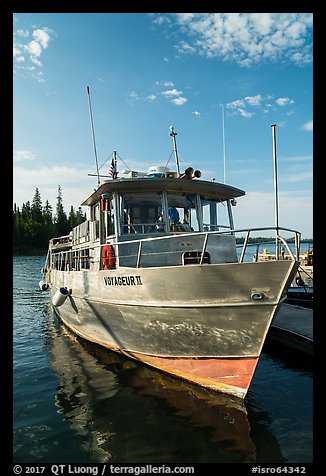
[[81, 177, 244, 239], [49, 176, 247, 270]]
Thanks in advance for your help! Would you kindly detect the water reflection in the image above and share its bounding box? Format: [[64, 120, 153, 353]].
[[48, 315, 288, 463]]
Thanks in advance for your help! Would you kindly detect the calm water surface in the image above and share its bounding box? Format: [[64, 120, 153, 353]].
[[13, 254, 313, 464]]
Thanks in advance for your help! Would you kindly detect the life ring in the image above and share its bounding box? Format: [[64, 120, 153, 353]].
[[102, 245, 115, 270], [100, 198, 109, 211]]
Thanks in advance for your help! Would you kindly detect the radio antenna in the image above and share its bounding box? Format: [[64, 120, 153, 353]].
[[169, 126, 181, 176], [86, 85, 100, 186], [271, 124, 280, 259], [221, 105, 226, 184]]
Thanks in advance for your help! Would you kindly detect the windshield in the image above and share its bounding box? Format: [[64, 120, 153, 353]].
[[201, 197, 232, 231], [120, 192, 164, 234], [166, 192, 199, 232]]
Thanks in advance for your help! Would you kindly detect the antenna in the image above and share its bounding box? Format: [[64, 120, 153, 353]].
[[221, 105, 226, 184], [86, 86, 100, 186], [169, 126, 181, 176], [271, 124, 280, 259]]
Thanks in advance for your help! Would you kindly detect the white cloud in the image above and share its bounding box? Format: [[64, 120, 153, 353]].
[[158, 85, 188, 106], [158, 13, 313, 67], [249, 13, 273, 35], [13, 26, 54, 82], [14, 165, 80, 184], [127, 91, 140, 105], [162, 88, 183, 96], [302, 121, 313, 131], [225, 94, 295, 119], [146, 94, 157, 101], [24, 39, 43, 60], [151, 15, 171, 26], [171, 97, 188, 105], [276, 97, 295, 106], [238, 108, 254, 118], [226, 99, 245, 109], [32, 28, 51, 49], [245, 95, 262, 106], [13, 150, 36, 162], [177, 40, 196, 54], [16, 29, 29, 38], [281, 171, 313, 183], [280, 155, 312, 163]]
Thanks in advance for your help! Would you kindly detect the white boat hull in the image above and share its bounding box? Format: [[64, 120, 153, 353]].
[[49, 260, 297, 398]]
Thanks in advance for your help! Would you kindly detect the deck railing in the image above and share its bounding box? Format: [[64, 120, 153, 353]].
[[49, 226, 301, 271]]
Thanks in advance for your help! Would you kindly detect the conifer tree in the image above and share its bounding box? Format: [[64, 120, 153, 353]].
[[54, 185, 69, 236], [31, 188, 43, 223], [42, 200, 54, 243], [76, 206, 86, 225], [43, 200, 53, 226]]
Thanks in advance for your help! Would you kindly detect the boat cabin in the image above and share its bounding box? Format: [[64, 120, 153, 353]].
[[51, 174, 245, 270]]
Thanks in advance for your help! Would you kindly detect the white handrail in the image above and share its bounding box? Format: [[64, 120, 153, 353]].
[[50, 226, 301, 270]]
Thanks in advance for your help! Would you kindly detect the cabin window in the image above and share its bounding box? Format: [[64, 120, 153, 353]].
[[166, 193, 199, 232], [120, 192, 165, 234], [93, 203, 100, 240], [101, 199, 115, 238], [201, 197, 231, 231]]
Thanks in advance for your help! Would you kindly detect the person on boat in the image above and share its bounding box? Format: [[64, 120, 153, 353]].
[[181, 220, 192, 232], [156, 210, 165, 232], [168, 207, 181, 231]]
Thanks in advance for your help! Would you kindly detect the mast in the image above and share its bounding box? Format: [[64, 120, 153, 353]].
[[86, 85, 100, 186], [222, 105, 226, 184], [169, 126, 181, 176], [271, 124, 280, 259]]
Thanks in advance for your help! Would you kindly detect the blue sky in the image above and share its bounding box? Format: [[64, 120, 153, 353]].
[[13, 13, 313, 238]]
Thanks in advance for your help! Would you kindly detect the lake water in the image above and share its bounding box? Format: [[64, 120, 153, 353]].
[[13, 253, 313, 464]]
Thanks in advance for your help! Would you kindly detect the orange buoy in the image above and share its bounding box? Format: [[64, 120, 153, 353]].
[[102, 245, 115, 270]]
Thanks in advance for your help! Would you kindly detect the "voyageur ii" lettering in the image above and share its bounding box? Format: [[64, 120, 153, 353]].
[[103, 275, 143, 286]]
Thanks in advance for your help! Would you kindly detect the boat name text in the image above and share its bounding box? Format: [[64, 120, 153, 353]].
[[103, 275, 143, 286]]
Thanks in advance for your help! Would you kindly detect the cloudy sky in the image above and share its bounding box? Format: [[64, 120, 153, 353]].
[[13, 13, 313, 237]]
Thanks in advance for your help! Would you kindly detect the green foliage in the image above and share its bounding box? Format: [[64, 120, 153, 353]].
[[13, 186, 86, 253]]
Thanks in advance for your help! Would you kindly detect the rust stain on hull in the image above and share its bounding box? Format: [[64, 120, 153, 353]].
[[136, 353, 258, 399]]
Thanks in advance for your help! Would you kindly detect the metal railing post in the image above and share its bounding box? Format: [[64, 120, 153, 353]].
[[136, 241, 142, 268], [239, 230, 250, 263], [199, 233, 209, 264]]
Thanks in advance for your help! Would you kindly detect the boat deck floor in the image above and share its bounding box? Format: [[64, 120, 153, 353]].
[[269, 303, 313, 355]]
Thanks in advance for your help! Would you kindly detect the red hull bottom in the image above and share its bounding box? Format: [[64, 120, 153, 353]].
[[135, 353, 258, 399], [60, 318, 258, 399]]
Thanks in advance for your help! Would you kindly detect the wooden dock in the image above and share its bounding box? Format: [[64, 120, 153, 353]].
[[268, 303, 313, 355]]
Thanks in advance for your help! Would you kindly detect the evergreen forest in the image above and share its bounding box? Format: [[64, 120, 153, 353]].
[[13, 186, 86, 254]]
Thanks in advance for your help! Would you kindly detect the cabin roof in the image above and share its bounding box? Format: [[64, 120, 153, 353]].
[[80, 177, 245, 206]]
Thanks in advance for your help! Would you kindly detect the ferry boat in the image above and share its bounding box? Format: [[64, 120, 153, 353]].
[[40, 127, 301, 399]]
